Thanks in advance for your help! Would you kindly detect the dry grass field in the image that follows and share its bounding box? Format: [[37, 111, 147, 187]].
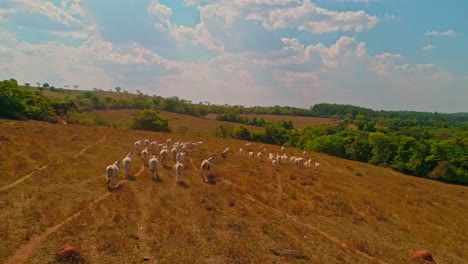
[[205, 113, 336, 129], [84, 109, 264, 134], [0, 119, 467, 264]]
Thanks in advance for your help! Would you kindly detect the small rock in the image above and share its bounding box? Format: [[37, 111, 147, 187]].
[[143, 257, 150, 261]]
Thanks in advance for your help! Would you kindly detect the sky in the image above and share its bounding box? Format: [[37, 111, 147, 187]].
[[0, 0, 467, 113]]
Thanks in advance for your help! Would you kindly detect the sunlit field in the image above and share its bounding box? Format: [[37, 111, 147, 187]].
[[0, 119, 467, 263], [84, 109, 264, 134]]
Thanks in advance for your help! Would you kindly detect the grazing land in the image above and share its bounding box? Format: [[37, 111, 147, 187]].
[[205, 113, 336, 129], [83, 109, 264, 133], [0, 119, 467, 264]]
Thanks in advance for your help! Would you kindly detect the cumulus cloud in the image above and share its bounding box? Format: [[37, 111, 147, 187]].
[[246, 0, 379, 33], [424, 30, 457, 37], [0, 28, 180, 91], [151, 0, 378, 54], [0, 0, 91, 39], [60, 0, 85, 16], [148, 0, 172, 23]]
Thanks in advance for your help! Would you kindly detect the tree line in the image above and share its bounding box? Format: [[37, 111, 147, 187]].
[[215, 117, 467, 185]]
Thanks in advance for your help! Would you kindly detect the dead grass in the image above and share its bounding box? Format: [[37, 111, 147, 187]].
[[83, 109, 264, 134], [0, 119, 467, 264]]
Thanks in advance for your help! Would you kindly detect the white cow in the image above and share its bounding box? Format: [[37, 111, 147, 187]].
[[314, 162, 321, 170], [106, 161, 120, 190], [173, 161, 184, 183], [160, 149, 168, 167], [245, 143, 252, 150], [141, 147, 149, 165], [201, 156, 214, 182], [148, 155, 159, 179], [295, 157, 304, 168], [122, 152, 132, 177], [176, 152, 186, 163], [221, 147, 230, 159], [134, 140, 142, 154]]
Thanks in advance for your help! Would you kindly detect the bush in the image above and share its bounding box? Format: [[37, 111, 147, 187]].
[[130, 109, 171, 132]]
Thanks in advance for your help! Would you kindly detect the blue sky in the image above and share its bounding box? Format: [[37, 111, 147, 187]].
[[1, 0, 467, 113]]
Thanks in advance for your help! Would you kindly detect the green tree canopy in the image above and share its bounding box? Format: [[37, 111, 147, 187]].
[[130, 109, 171, 132]]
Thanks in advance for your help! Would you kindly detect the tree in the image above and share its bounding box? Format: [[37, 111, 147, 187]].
[[130, 109, 171, 132], [0, 80, 56, 121], [233, 126, 251, 140], [36, 82, 41, 87], [0, 80, 25, 118], [368, 132, 397, 166], [115, 86, 121, 92], [73, 85, 78, 90], [24, 83, 30, 87], [43, 83, 50, 88]]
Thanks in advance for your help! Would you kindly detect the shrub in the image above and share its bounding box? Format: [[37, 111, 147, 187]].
[[130, 109, 171, 132]]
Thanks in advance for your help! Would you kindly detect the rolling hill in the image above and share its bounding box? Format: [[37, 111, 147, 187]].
[[0, 119, 467, 263]]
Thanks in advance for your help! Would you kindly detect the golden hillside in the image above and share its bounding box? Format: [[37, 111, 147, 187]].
[[0, 119, 466, 263]]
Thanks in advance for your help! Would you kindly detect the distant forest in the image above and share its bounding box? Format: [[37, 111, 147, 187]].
[[1, 79, 467, 185]]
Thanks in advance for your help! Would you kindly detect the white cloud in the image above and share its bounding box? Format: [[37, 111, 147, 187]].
[[0, 0, 91, 39], [0, 29, 180, 91], [249, 0, 379, 33], [421, 44, 436, 51], [60, 0, 85, 16], [424, 30, 457, 37], [168, 23, 220, 51], [148, 0, 172, 24], [151, 0, 379, 54]]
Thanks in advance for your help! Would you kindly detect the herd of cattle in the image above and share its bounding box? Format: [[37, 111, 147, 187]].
[[105, 138, 320, 190]]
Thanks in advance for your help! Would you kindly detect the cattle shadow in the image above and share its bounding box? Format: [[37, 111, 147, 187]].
[[178, 181, 189, 189], [126, 175, 137, 181], [110, 182, 124, 192], [152, 177, 164, 183], [205, 174, 217, 185]]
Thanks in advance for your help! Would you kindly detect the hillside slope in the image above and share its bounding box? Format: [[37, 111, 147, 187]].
[[0, 120, 466, 263]]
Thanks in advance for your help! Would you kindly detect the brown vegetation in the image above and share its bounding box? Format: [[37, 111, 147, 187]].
[[0, 119, 467, 263]]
